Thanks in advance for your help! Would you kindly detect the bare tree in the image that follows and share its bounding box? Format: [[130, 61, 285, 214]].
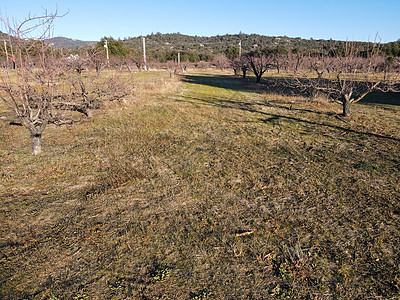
[[180, 61, 188, 73], [212, 55, 230, 71], [0, 11, 67, 154], [166, 60, 177, 77], [269, 46, 289, 74], [230, 58, 241, 76], [301, 54, 335, 99], [82, 48, 106, 78], [0, 11, 134, 154], [289, 48, 304, 75], [291, 42, 399, 116], [229, 55, 249, 78], [329, 46, 398, 116], [243, 49, 275, 83], [240, 56, 250, 79], [64, 53, 134, 117]]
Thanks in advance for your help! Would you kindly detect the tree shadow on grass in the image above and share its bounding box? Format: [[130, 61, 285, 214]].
[[360, 90, 400, 106], [181, 73, 300, 97], [176, 94, 400, 142], [180, 73, 400, 107], [181, 74, 337, 117], [180, 74, 266, 94]]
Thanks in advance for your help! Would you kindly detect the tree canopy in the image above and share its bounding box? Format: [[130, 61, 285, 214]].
[[97, 37, 130, 57], [225, 45, 240, 60]]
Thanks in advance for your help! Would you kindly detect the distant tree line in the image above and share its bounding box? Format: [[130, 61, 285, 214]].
[[155, 50, 213, 63], [383, 41, 400, 57], [91, 36, 214, 63], [90, 34, 400, 65]]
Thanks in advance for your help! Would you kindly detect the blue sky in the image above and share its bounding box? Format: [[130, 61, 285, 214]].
[[0, 0, 399, 42]]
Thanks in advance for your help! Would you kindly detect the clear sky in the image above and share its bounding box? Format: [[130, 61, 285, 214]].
[[0, 0, 399, 42]]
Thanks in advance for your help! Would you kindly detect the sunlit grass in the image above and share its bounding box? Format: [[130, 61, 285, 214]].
[[0, 69, 399, 299]]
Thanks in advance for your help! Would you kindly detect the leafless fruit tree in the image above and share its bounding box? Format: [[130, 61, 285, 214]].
[[212, 55, 230, 71], [291, 42, 399, 116], [270, 47, 289, 74], [63, 53, 134, 118], [0, 12, 135, 155], [230, 58, 241, 76], [289, 48, 304, 75], [0, 11, 68, 155], [230, 57, 249, 78], [166, 60, 177, 77], [243, 50, 275, 83]]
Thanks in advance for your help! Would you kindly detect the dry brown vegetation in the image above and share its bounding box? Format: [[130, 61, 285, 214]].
[[1, 69, 400, 299]]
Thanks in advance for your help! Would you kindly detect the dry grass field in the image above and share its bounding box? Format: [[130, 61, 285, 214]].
[[1, 69, 400, 299]]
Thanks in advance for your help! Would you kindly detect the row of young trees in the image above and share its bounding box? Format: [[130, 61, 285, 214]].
[[0, 12, 133, 155], [226, 44, 400, 117]]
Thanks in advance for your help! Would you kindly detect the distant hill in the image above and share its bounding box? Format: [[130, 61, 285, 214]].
[[123, 33, 400, 61], [122, 33, 360, 62], [1, 31, 94, 49], [0, 31, 10, 41], [124, 32, 335, 54], [47, 37, 96, 48]]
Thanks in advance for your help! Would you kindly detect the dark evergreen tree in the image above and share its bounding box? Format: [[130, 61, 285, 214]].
[[97, 37, 130, 57], [225, 45, 240, 60]]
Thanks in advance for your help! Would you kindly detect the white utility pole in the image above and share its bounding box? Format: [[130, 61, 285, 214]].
[[4, 40, 9, 68], [143, 37, 147, 71], [178, 52, 180, 64], [239, 40, 242, 59], [104, 39, 109, 67]]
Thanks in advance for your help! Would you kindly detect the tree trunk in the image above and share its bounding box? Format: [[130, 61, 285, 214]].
[[21, 118, 47, 155], [242, 69, 247, 79], [342, 97, 351, 117], [310, 88, 319, 101], [31, 133, 42, 155], [86, 108, 94, 118], [256, 75, 261, 83], [294, 59, 301, 74]]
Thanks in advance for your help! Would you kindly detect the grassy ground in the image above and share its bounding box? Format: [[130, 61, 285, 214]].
[[1, 69, 400, 299]]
